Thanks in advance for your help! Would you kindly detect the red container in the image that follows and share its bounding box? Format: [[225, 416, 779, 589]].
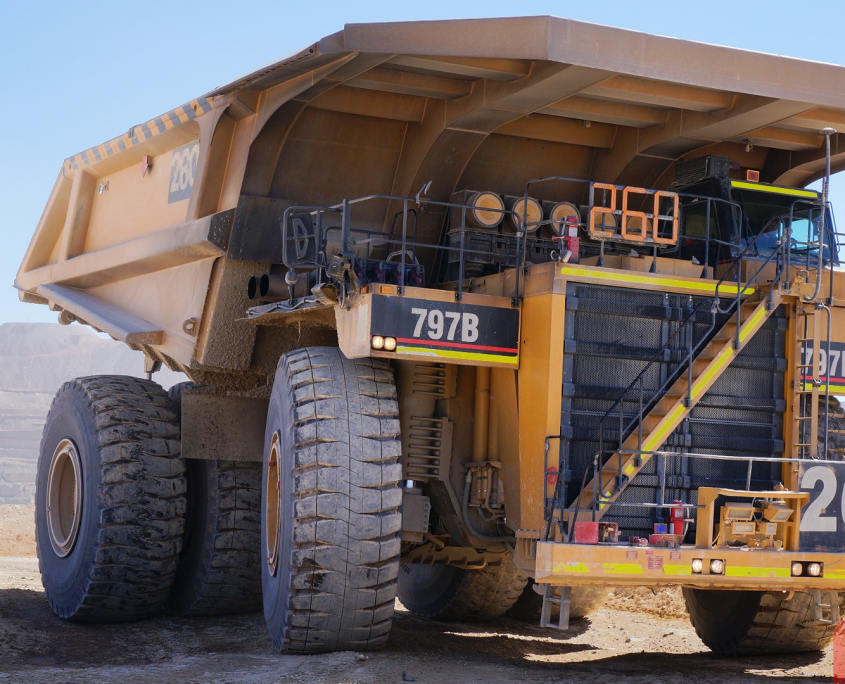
[[573, 521, 599, 544]]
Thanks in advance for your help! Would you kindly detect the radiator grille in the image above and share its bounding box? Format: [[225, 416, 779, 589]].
[[561, 282, 786, 541]]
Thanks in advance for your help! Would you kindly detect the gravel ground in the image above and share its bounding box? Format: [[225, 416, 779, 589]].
[[0, 553, 834, 684], [0, 505, 35, 557]]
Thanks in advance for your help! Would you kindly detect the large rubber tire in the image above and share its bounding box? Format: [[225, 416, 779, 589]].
[[684, 588, 845, 655], [165, 383, 263, 617], [398, 556, 528, 621], [507, 578, 610, 621], [262, 347, 402, 653], [36, 376, 186, 622]]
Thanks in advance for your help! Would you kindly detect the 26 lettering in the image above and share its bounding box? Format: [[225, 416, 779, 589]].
[[800, 465, 844, 532], [411, 307, 479, 342]]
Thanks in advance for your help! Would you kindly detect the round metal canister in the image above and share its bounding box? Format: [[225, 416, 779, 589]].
[[504, 196, 543, 234], [465, 191, 505, 230]]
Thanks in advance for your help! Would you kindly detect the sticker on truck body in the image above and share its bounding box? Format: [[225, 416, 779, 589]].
[[168, 140, 200, 204], [369, 295, 519, 366], [801, 340, 845, 392], [799, 461, 845, 553]]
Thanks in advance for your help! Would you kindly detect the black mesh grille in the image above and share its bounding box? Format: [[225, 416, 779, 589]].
[[561, 282, 786, 541]]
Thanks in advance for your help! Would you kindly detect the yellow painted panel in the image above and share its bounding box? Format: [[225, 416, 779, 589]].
[[603, 563, 644, 574], [730, 180, 818, 199]]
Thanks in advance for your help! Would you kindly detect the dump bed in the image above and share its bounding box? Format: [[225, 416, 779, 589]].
[[16, 16, 845, 385]]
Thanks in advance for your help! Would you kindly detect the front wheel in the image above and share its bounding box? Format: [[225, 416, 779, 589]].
[[261, 348, 403, 653], [684, 588, 845, 655]]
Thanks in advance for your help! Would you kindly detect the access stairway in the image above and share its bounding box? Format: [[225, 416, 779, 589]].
[[566, 290, 783, 519]]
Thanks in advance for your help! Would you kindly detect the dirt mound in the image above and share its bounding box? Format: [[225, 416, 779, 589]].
[[610, 585, 688, 619], [0, 504, 36, 556]]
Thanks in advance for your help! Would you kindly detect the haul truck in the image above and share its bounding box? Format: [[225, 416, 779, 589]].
[[16, 16, 845, 656]]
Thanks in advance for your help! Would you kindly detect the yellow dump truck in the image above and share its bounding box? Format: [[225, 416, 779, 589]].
[[17, 16, 845, 656]]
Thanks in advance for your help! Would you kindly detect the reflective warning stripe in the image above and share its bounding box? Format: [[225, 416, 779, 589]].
[[395, 346, 518, 365], [559, 265, 754, 296], [724, 566, 791, 578], [553, 562, 589, 573], [603, 563, 643, 574], [67, 97, 213, 171], [730, 180, 818, 199], [641, 404, 686, 453], [802, 382, 845, 393]]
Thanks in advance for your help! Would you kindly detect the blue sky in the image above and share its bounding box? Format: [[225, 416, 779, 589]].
[[2, 0, 844, 324]]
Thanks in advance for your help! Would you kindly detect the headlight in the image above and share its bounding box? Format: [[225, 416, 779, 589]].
[[691, 559, 703, 574], [710, 559, 725, 575], [807, 563, 822, 577], [791, 562, 803, 577], [383, 336, 397, 352], [371, 335, 385, 350]]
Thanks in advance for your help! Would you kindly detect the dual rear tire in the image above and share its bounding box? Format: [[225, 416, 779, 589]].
[[36, 376, 262, 622], [36, 376, 186, 621]]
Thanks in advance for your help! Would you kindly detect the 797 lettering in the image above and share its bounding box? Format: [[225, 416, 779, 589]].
[[411, 307, 479, 342]]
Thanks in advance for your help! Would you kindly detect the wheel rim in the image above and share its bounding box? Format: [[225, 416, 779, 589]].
[[266, 431, 282, 576], [46, 438, 82, 558]]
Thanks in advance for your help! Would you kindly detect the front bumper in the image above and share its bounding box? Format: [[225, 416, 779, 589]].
[[536, 541, 845, 591]]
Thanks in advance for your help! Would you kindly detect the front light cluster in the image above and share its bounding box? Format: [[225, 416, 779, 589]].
[[691, 558, 725, 574], [371, 336, 397, 352], [792, 561, 823, 577]]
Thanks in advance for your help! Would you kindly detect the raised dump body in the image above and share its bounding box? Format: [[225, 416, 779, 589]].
[[16, 16, 845, 657]]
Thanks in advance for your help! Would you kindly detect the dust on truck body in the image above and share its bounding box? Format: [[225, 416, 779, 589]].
[[17, 16, 845, 655]]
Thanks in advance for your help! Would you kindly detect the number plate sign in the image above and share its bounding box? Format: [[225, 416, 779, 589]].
[[799, 461, 845, 552], [369, 295, 519, 367], [168, 140, 200, 204], [801, 341, 845, 393]]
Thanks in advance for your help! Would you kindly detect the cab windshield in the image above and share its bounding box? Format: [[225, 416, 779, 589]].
[[733, 188, 836, 263]]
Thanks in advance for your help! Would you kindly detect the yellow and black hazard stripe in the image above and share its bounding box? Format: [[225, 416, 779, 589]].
[[67, 97, 213, 171]]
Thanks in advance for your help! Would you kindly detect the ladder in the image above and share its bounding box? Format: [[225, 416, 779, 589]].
[[813, 590, 841, 625], [539, 584, 571, 631], [793, 304, 825, 459], [568, 292, 782, 519]]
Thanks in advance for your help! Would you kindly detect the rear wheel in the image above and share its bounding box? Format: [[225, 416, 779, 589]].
[[507, 579, 610, 621], [36, 376, 186, 622], [261, 347, 402, 653], [166, 383, 263, 617], [398, 556, 528, 621], [684, 588, 844, 655]]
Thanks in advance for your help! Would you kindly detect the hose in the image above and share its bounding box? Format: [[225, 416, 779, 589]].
[[461, 471, 515, 544]]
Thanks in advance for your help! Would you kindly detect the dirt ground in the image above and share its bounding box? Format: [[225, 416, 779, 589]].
[[0, 505, 35, 557], [0, 506, 835, 683]]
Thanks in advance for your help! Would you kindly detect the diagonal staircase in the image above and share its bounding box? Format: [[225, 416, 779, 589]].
[[567, 291, 782, 519]]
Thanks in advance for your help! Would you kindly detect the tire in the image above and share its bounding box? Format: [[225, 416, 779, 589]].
[[35, 376, 186, 622], [507, 578, 610, 621], [684, 588, 845, 655], [398, 556, 528, 621], [166, 383, 263, 617], [261, 347, 402, 653]]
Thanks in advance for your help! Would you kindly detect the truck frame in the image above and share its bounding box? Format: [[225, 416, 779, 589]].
[[16, 16, 845, 656]]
